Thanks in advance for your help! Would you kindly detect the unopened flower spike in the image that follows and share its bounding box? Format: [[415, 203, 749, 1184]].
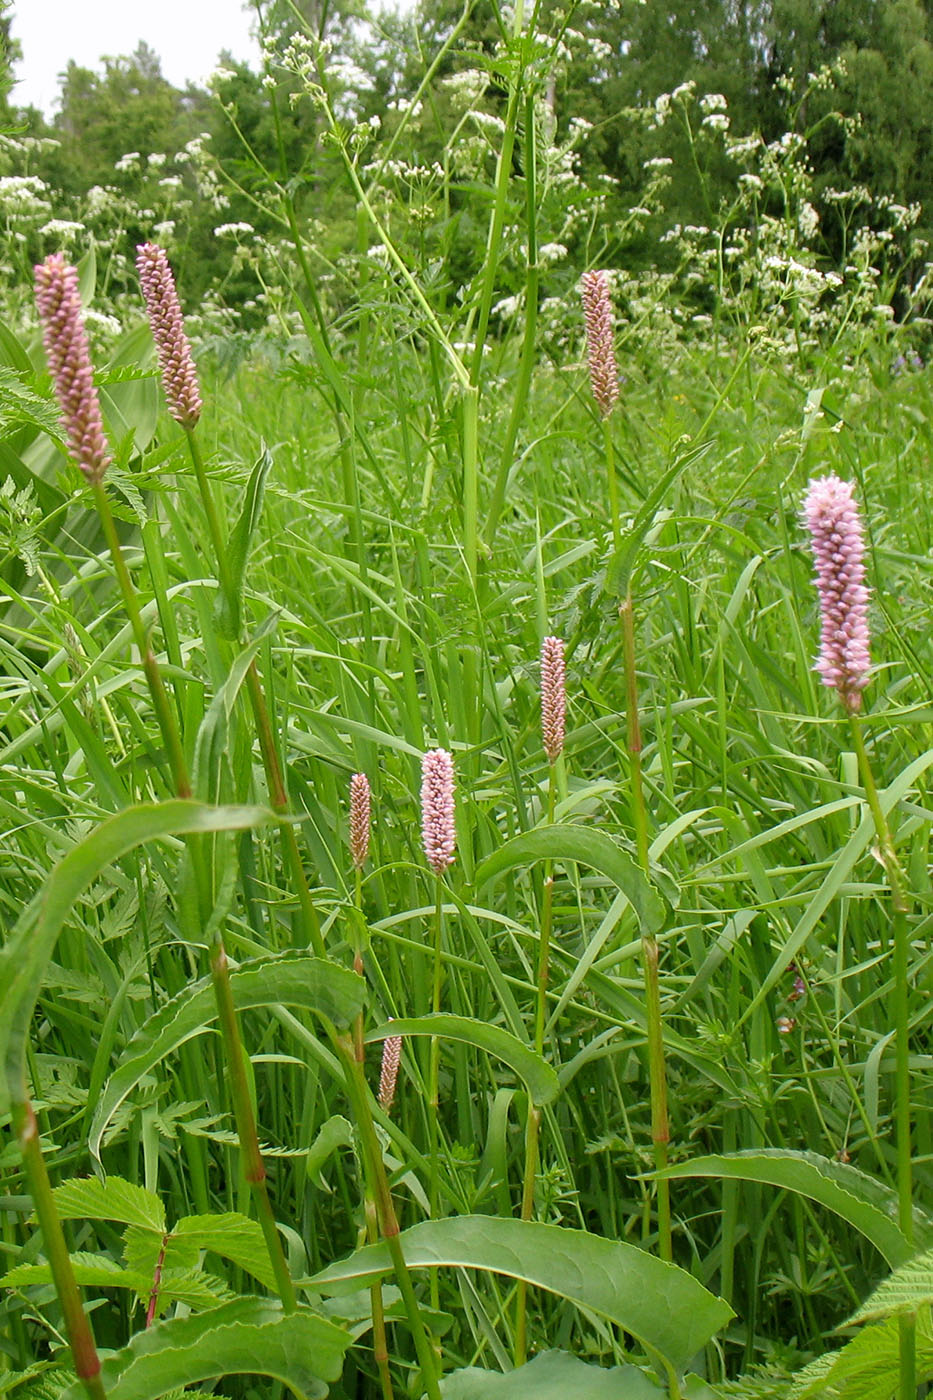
[[802, 473, 871, 713], [34, 253, 112, 483], [136, 242, 203, 428], [421, 748, 456, 876], [378, 1030, 402, 1114], [580, 270, 619, 417], [349, 772, 371, 869], [541, 635, 566, 765]]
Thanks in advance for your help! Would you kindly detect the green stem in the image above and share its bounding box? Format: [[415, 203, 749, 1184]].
[[849, 717, 914, 1399], [183, 430, 325, 956], [620, 591, 671, 1260], [602, 416, 621, 554], [484, 93, 539, 549], [515, 768, 556, 1363], [91, 475, 296, 1309], [429, 879, 444, 1308], [210, 941, 297, 1312], [11, 1097, 107, 1400], [90, 481, 190, 798], [335, 1034, 442, 1400]]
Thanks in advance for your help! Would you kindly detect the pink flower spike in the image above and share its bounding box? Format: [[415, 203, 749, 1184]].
[[34, 254, 112, 483], [136, 243, 202, 428], [378, 1030, 402, 1114], [541, 635, 566, 765], [421, 748, 456, 876], [802, 474, 871, 713], [349, 772, 371, 869], [580, 270, 619, 417]]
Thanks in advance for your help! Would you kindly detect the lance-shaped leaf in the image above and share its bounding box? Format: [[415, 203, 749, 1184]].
[[475, 824, 668, 935], [366, 1015, 560, 1107], [658, 1150, 933, 1268], [308, 1216, 731, 1371]]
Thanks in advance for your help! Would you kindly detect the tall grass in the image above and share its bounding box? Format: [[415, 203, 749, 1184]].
[[1, 8, 932, 1400]]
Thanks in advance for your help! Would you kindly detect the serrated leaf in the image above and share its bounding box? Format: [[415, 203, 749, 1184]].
[[89, 953, 365, 1162], [123, 1226, 198, 1279], [366, 1015, 560, 1107], [658, 1150, 933, 1268], [474, 824, 667, 935], [441, 1350, 664, 1398], [849, 1249, 933, 1323], [790, 1309, 933, 1398], [52, 1175, 165, 1232], [0, 801, 274, 1118], [308, 1215, 732, 1370], [174, 1213, 278, 1291], [59, 1299, 352, 1400], [4, 1253, 151, 1293], [4, 1256, 231, 1312]]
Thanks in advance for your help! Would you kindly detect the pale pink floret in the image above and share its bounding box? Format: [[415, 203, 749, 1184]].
[[580, 270, 619, 417], [541, 635, 566, 764], [136, 243, 202, 428], [421, 748, 456, 876], [803, 474, 871, 713], [378, 1031, 402, 1114], [349, 772, 371, 869], [34, 254, 112, 483]]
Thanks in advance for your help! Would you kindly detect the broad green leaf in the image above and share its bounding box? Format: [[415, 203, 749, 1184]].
[[89, 952, 365, 1162], [51, 1175, 165, 1233], [308, 1215, 732, 1370], [442, 1351, 663, 1398], [216, 443, 273, 639], [174, 1213, 278, 1292], [0, 801, 274, 1118], [658, 1151, 933, 1267], [474, 825, 668, 935], [366, 1015, 560, 1107], [849, 1249, 933, 1323], [59, 1299, 352, 1400]]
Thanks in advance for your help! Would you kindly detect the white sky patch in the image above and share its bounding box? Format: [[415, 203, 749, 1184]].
[[10, 0, 260, 116]]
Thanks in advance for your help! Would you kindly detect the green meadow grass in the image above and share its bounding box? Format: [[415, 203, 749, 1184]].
[[2, 31, 933, 1397]]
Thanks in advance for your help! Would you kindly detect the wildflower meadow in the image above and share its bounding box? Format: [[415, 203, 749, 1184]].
[[1, 2, 933, 1399]]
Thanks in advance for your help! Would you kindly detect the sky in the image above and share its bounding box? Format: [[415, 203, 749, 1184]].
[[10, 0, 260, 116]]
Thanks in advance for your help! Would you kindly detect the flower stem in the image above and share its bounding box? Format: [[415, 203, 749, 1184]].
[[335, 1033, 442, 1400], [602, 416, 621, 554], [620, 590, 671, 1260], [89, 475, 296, 1309], [11, 1097, 107, 1400], [849, 717, 914, 1399], [184, 428, 325, 956], [515, 769, 557, 1363]]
